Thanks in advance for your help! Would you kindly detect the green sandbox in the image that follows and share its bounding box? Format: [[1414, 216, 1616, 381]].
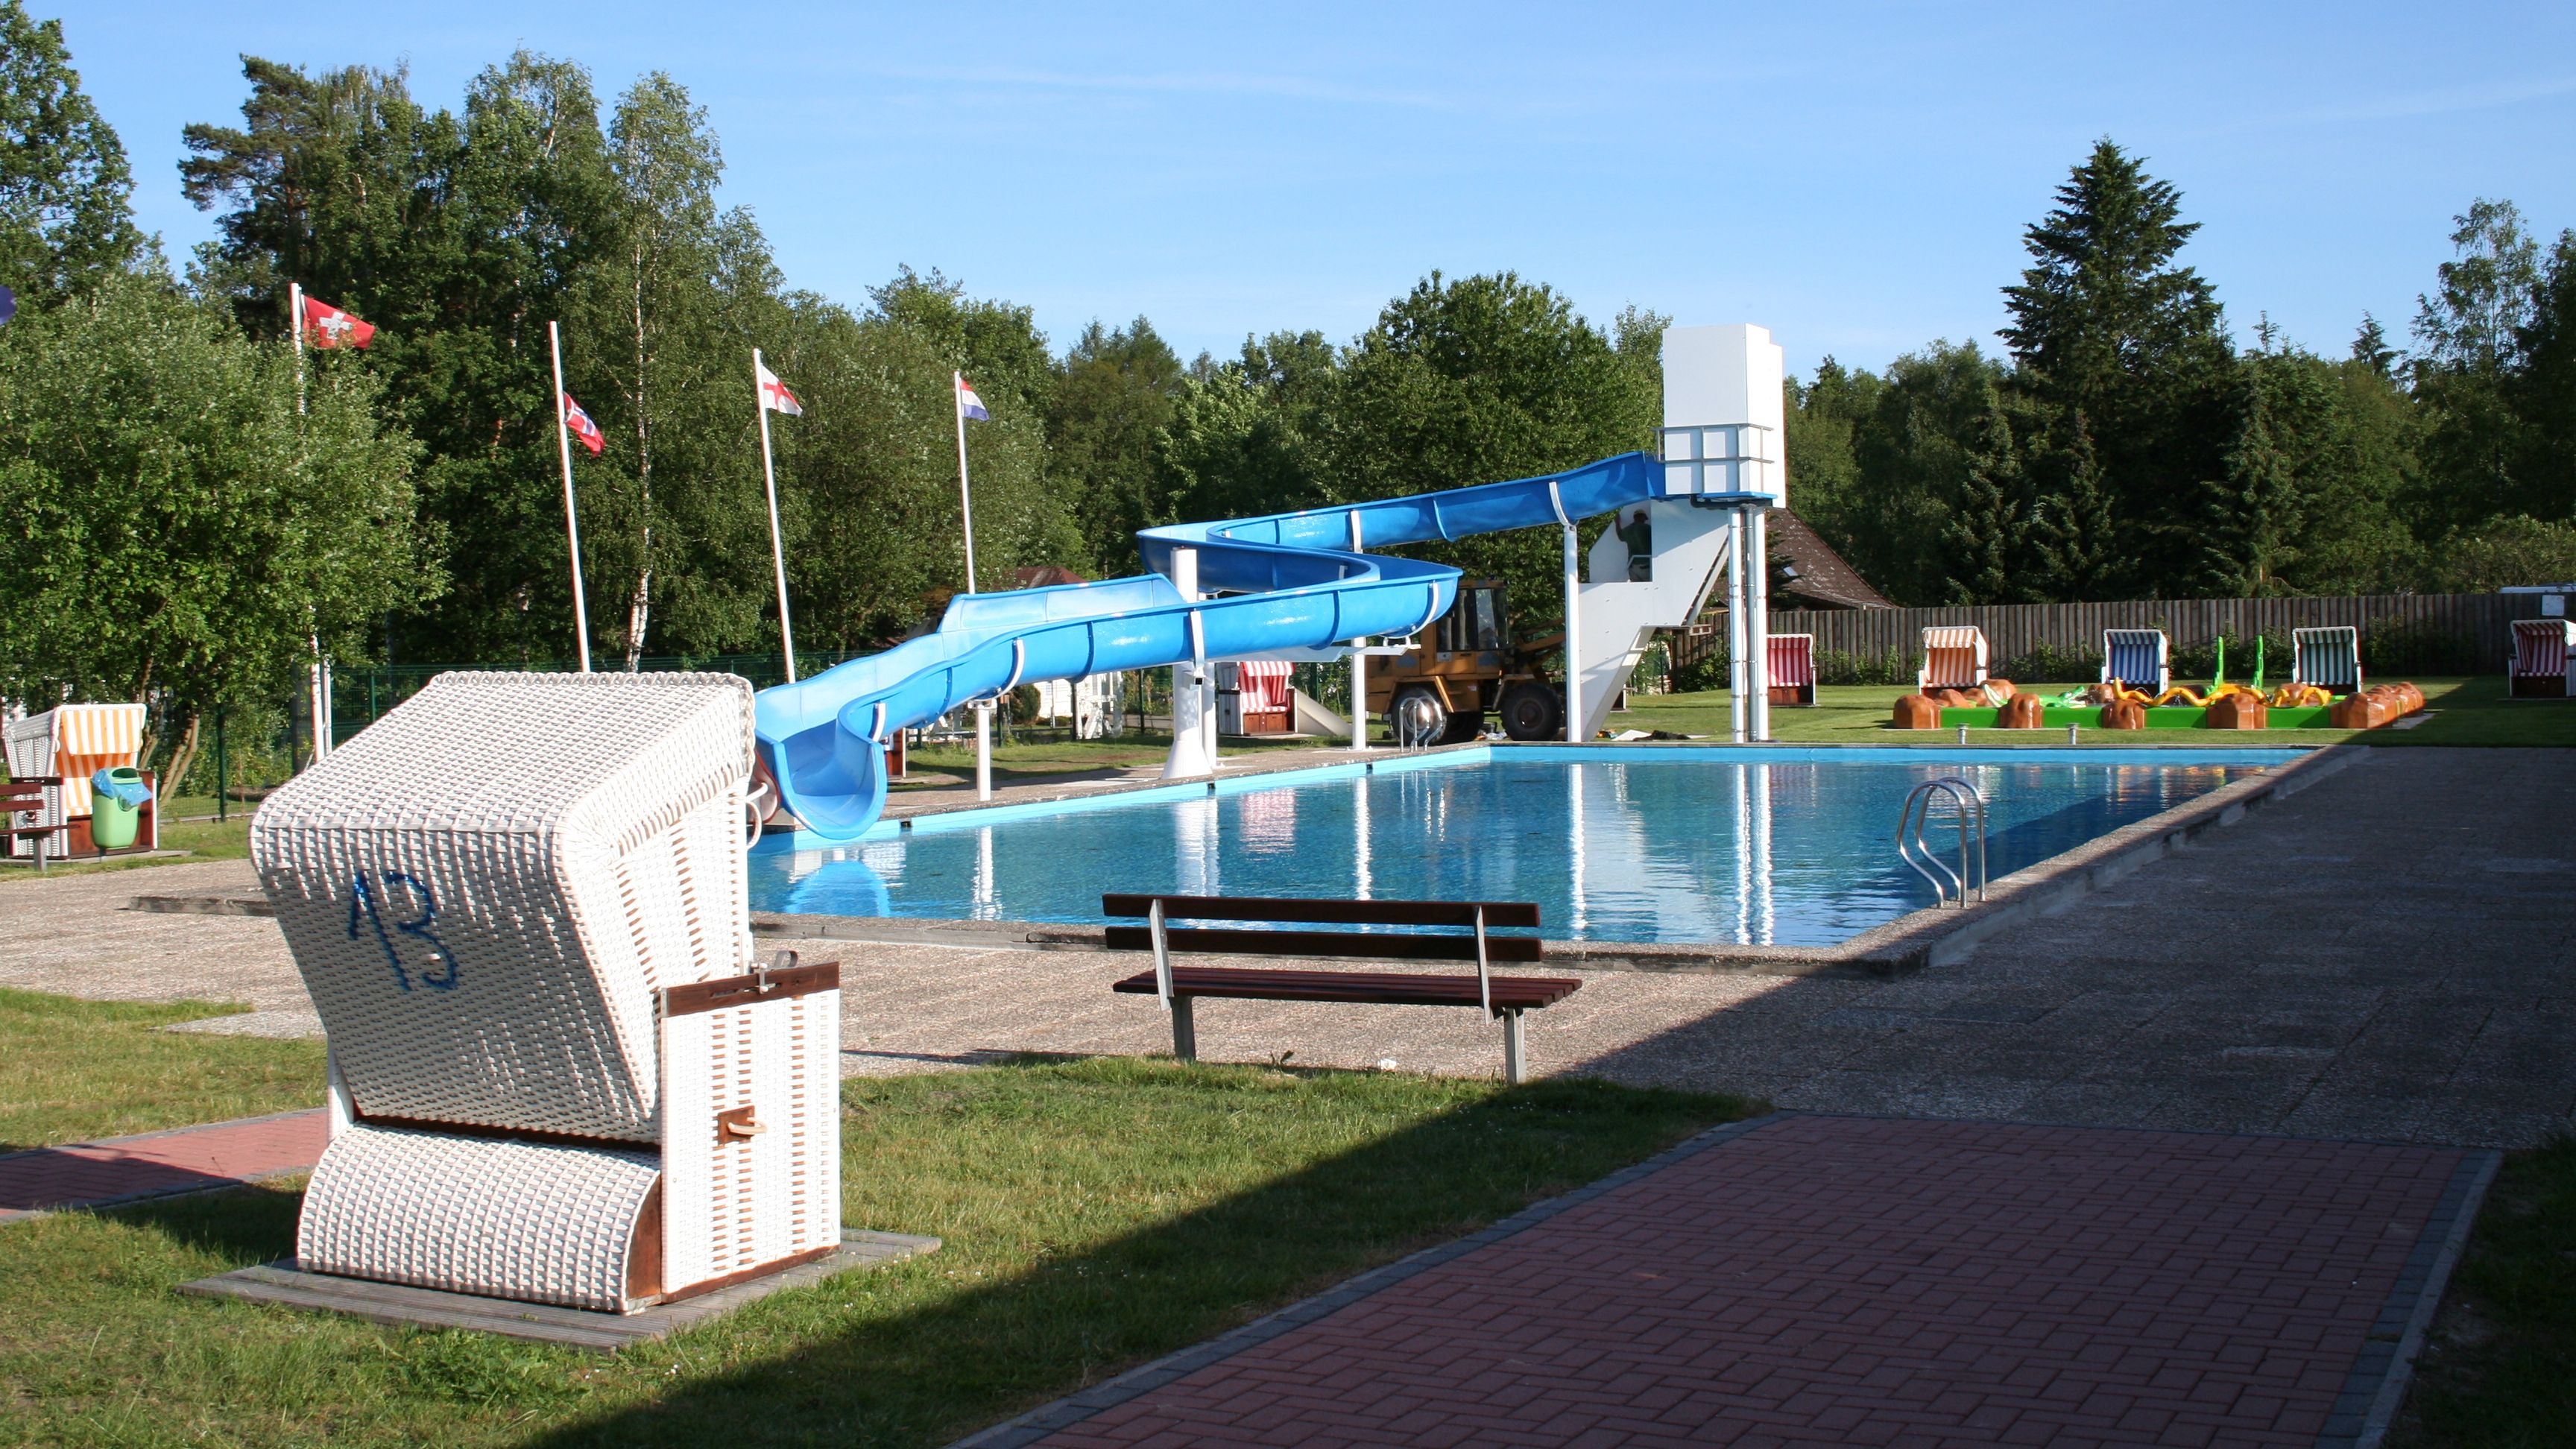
[[1933, 704, 2333, 730]]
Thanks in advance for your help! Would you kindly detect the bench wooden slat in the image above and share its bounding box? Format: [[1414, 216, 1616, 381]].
[[1113, 967, 1581, 1010], [1103, 925, 1543, 962], [1100, 894, 1541, 929]]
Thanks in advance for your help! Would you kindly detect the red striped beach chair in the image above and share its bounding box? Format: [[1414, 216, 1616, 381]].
[[2510, 619, 2575, 698], [1767, 634, 1816, 706]]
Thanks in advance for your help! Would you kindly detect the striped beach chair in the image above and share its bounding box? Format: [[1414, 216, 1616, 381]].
[[2291, 627, 2363, 695], [251, 672, 841, 1314], [1767, 634, 1816, 706], [4, 702, 148, 857], [2510, 619, 2575, 698], [1918, 626, 1989, 692], [2100, 630, 2169, 695]]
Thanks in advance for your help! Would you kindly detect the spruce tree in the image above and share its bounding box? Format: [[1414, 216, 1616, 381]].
[[1999, 139, 2234, 590], [2028, 409, 2119, 599], [2350, 314, 2398, 378], [1940, 387, 2028, 604], [2192, 367, 2302, 596]]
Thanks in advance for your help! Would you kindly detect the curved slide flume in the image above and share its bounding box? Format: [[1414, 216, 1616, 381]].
[[753, 450, 1670, 839]]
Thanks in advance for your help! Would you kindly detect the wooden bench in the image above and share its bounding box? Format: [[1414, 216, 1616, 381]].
[[1103, 894, 1580, 1083], [1, 777, 60, 871]]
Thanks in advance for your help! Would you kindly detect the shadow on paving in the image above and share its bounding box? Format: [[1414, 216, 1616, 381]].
[[515, 1076, 1743, 1449]]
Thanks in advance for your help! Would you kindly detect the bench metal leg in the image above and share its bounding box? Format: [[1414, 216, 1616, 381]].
[[1170, 996, 1198, 1063], [1501, 1009, 1524, 1085]]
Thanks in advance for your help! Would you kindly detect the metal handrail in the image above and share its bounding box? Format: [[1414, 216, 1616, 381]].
[[1895, 777, 1988, 908]]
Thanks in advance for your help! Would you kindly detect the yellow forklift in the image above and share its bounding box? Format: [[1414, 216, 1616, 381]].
[[1366, 579, 1568, 744]]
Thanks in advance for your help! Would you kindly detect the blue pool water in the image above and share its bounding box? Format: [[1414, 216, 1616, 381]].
[[747, 746, 2298, 947]]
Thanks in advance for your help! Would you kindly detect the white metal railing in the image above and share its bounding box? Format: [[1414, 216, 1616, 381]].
[[1895, 777, 1988, 908]]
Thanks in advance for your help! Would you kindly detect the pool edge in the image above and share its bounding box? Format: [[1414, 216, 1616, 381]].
[[753, 739, 2369, 978]]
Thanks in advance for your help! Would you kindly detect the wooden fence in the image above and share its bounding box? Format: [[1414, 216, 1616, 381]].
[[1667, 593, 2545, 682]]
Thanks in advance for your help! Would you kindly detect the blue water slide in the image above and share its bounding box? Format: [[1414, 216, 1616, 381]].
[[753, 450, 1670, 839]]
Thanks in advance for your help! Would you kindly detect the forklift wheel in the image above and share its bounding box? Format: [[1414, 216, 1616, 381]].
[[1499, 681, 1565, 741]]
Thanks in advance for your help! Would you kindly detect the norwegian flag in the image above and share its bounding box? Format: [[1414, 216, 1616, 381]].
[[956, 375, 990, 420], [298, 293, 376, 349], [561, 392, 604, 455], [756, 357, 803, 415]]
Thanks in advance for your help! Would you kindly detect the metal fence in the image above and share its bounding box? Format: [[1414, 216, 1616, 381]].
[[1665, 593, 2545, 684]]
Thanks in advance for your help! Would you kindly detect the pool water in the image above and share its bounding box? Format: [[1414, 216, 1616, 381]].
[[748, 746, 2295, 947]]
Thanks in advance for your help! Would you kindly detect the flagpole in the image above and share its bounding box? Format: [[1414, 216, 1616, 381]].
[[953, 370, 979, 594], [549, 321, 593, 673], [290, 280, 306, 416], [754, 348, 798, 684], [289, 280, 326, 764], [954, 370, 991, 800]]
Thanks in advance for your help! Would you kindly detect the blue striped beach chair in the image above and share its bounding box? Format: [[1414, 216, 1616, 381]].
[[2291, 627, 2363, 695], [2100, 630, 2169, 695]]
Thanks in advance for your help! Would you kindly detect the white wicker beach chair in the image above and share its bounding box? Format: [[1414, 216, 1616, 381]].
[[251, 672, 840, 1313]]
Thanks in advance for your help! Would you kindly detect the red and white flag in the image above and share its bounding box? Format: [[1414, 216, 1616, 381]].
[[298, 293, 376, 350], [562, 393, 604, 455], [756, 357, 803, 415]]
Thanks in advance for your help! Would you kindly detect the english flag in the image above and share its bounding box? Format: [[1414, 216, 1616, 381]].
[[956, 376, 990, 420], [299, 294, 376, 349], [757, 357, 803, 415], [562, 393, 604, 455]]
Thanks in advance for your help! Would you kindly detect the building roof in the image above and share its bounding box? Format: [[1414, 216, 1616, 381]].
[[1766, 511, 1892, 610]]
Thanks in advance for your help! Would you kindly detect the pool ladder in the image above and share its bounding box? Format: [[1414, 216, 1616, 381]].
[[1895, 777, 1988, 909]]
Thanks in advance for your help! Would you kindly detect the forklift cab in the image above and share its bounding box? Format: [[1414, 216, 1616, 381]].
[[1369, 579, 1566, 745], [1436, 581, 1509, 659]]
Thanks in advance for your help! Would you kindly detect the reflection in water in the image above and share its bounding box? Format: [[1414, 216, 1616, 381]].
[[748, 755, 2268, 946]]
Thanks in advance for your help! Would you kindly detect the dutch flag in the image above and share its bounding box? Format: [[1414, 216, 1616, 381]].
[[956, 375, 990, 420]]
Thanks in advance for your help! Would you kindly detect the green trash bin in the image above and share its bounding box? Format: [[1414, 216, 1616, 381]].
[[89, 766, 149, 850]]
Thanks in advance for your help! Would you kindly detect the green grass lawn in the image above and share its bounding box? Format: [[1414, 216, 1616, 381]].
[[2390, 1136, 2576, 1448], [0, 988, 322, 1150], [0, 1056, 1748, 1448], [1614, 675, 2576, 749]]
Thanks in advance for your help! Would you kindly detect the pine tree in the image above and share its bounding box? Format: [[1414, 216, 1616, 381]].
[[1940, 387, 2027, 604], [0, 1, 147, 304]]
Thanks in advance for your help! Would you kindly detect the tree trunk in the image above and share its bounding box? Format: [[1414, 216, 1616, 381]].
[[624, 244, 654, 670], [162, 713, 203, 802]]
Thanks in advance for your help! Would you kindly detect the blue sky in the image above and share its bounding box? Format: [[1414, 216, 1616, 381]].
[[62, 1, 2576, 378]]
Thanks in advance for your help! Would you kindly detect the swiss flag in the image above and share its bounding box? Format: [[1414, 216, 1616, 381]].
[[562, 392, 604, 455], [299, 294, 376, 349]]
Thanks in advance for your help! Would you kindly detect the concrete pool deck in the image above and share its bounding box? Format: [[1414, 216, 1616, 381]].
[[3, 746, 2569, 1147]]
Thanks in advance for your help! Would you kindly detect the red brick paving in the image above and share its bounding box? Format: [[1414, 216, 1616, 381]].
[[0, 1109, 325, 1219], [1024, 1115, 2466, 1448]]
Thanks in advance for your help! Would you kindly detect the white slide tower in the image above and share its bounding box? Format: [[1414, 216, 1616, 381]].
[[1563, 323, 1784, 742]]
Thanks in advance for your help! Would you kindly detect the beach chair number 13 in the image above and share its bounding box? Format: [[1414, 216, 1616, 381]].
[[347, 871, 458, 992]]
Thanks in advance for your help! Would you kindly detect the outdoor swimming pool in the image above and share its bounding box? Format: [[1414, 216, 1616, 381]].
[[748, 746, 2300, 947]]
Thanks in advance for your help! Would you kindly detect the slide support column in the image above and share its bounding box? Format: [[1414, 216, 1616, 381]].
[[1746, 505, 1771, 742]]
